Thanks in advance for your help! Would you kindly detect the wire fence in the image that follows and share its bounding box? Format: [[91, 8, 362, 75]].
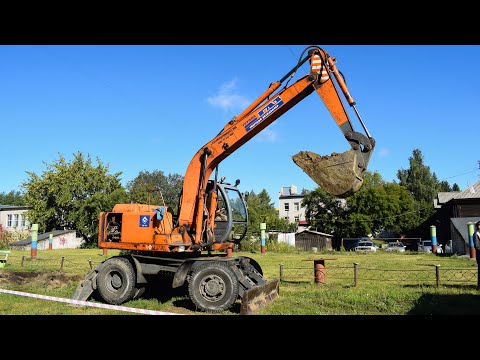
[[2, 255, 103, 273], [279, 263, 478, 287], [2, 255, 478, 288]]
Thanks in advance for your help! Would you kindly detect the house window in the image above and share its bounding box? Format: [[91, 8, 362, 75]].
[[284, 216, 289, 221], [294, 202, 300, 211], [284, 203, 289, 211], [294, 216, 299, 222], [13, 214, 19, 227], [21, 214, 26, 226], [7, 214, 12, 227]]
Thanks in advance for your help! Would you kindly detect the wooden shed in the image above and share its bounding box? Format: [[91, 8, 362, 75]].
[[433, 181, 480, 255], [295, 229, 333, 251]]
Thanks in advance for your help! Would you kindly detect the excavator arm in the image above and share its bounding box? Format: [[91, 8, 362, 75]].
[[177, 45, 375, 245]]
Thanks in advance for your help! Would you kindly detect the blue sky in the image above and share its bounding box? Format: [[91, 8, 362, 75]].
[[1, 45, 479, 207]]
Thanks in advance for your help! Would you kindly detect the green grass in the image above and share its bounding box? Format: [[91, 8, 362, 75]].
[[0, 248, 479, 315]]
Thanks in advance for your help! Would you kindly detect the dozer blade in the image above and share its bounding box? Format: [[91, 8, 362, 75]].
[[292, 149, 364, 198], [239, 278, 280, 315], [71, 269, 99, 303]]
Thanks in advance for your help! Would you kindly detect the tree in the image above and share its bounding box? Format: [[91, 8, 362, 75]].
[[21, 152, 127, 244], [347, 181, 416, 236], [245, 189, 290, 239], [0, 190, 25, 205], [126, 170, 183, 212], [302, 186, 347, 236], [397, 149, 453, 226], [452, 183, 460, 191], [302, 170, 416, 239]]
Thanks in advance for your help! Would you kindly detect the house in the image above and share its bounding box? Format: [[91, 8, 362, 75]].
[[278, 185, 307, 224], [0, 205, 30, 232], [432, 181, 480, 255], [9, 230, 85, 250], [295, 229, 333, 251]]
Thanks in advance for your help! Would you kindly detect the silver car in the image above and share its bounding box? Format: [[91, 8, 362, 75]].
[[354, 240, 378, 253], [418, 240, 443, 253], [385, 242, 406, 253]]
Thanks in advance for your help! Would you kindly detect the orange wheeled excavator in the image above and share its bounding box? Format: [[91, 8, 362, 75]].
[[72, 45, 375, 314]]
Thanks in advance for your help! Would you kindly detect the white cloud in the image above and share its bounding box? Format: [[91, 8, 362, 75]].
[[207, 78, 251, 111], [254, 126, 279, 143], [378, 147, 390, 159]]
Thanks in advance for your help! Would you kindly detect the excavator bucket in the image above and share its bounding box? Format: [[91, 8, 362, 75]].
[[292, 149, 365, 198], [239, 278, 280, 315]]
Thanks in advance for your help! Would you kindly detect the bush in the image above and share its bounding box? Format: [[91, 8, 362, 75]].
[[266, 240, 297, 253], [0, 226, 30, 249], [239, 237, 260, 252]]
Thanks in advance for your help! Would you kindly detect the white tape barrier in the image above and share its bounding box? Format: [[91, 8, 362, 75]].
[[0, 288, 183, 315]]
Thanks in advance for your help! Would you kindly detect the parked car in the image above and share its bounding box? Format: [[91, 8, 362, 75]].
[[385, 241, 406, 253], [418, 240, 443, 253], [354, 240, 378, 253], [418, 240, 432, 253]]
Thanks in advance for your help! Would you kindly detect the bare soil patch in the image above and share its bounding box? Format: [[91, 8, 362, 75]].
[[0, 270, 82, 289]]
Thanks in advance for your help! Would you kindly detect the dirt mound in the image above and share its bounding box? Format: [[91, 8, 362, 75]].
[[0, 271, 82, 289], [292, 149, 364, 198]]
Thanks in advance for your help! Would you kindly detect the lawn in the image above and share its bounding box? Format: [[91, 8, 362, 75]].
[[1, 248, 479, 315]]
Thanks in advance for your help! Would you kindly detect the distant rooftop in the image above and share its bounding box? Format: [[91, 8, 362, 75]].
[[434, 181, 480, 208], [0, 204, 29, 210]]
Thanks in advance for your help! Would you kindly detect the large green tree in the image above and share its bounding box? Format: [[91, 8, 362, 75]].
[[21, 152, 127, 243], [397, 149, 454, 226], [245, 189, 292, 239], [302, 170, 416, 239], [0, 190, 25, 205], [302, 186, 348, 237], [347, 181, 416, 236], [126, 170, 183, 212]]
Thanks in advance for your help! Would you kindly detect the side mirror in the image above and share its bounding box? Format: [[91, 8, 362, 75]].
[[234, 179, 240, 187]]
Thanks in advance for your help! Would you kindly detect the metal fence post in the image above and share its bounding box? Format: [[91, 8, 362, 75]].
[[431, 225, 438, 254], [260, 223, 266, 254], [468, 222, 476, 259], [31, 224, 38, 259], [88, 258, 93, 271], [279, 264, 283, 282], [354, 263, 358, 287], [60, 256, 65, 271], [21, 255, 25, 267], [435, 264, 440, 287]]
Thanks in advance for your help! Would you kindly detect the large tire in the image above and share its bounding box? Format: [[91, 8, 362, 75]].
[[96, 257, 136, 305], [243, 257, 263, 276], [188, 262, 239, 313]]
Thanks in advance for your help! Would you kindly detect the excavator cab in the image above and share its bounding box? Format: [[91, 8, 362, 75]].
[[206, 179, 248, 246]]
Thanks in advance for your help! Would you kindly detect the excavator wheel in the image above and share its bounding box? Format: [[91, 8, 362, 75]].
[[188, 261, 239, 313], [96, 257, 137, 305]]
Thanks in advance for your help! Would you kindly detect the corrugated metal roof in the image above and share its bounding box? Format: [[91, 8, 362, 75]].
[[434, 181, 480, 208], [297, 229, 333, 237], [437, 192, 460, 204], [453, 181, 480, 199]]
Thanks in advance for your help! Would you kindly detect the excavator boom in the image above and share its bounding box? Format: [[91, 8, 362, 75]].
[[179, 45, 375, 242]]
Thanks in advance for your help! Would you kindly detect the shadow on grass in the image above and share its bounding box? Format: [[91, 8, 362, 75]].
[[140, 274, 242, 314], [279, 280, 312, 284], [406, 284, 480, 315]]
